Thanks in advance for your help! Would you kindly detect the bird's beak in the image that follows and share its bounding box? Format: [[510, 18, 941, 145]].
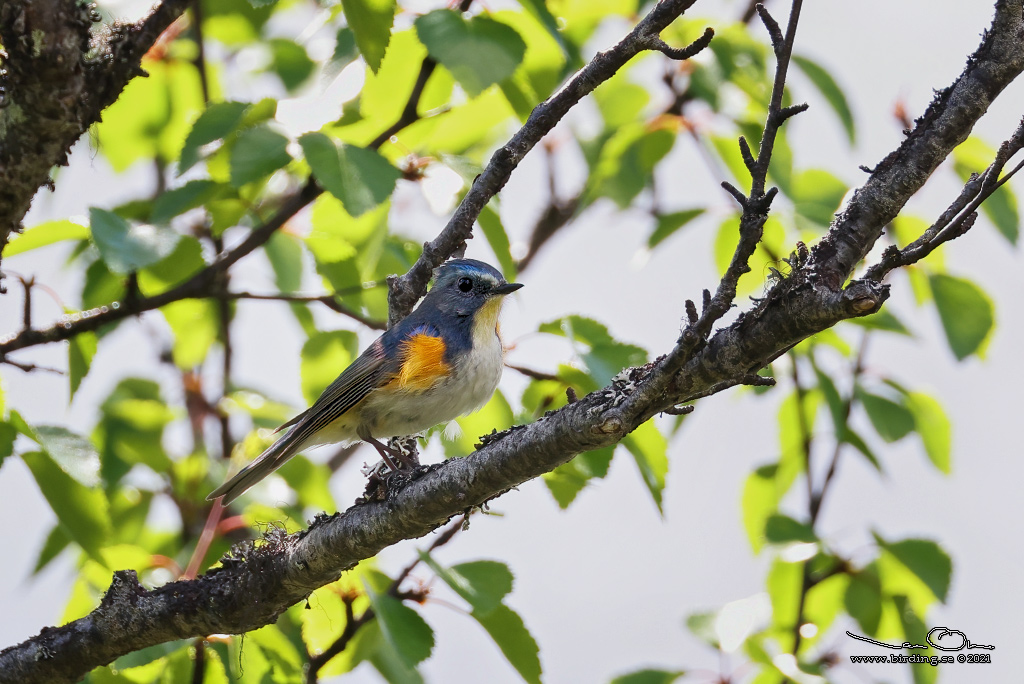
[[492, 282, 524, 296]]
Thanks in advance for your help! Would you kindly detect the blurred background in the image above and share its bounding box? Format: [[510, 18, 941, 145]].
[[1, 1, 1021, 682]]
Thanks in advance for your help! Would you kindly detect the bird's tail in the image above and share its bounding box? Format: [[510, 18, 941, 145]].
[[206, 427, 307, 505]]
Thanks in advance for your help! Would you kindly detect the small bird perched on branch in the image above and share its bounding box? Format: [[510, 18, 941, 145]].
[[208, 259, 523, 505]]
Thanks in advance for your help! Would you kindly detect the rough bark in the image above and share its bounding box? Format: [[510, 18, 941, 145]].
[[0, 0, 190, 290]]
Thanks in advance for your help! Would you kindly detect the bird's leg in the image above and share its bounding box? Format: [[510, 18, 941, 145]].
[[362, 435, 419, 471]]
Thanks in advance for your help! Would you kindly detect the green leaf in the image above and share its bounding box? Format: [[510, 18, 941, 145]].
[[69, 331, 97, 401], [684, 612, 720, 649], [539, 315, 647, 387], [892, 595, 938, 684], [953, 137, 1019, 243], [588, 124, 676, 209], [3, 220, 90, 257], [622, 421, 668, 515], [342, 0, 397, 73], [301, 330, 359, 404], [266, 38, 315, 92], [741, 461, 798, 553], [844, 569, 882, 634], [471, 603, 542, 684], [160, 299, 219, 368], [792, 55, 855, 144], [152, 180, 224, 225], [89, 208, 181, 275], [648, 209, 704, 249], [791, 169, 847, 228], [876, 536, 952, 603], [96, 379, 174, 478], [329, 27, 359, 75], [478, 206, 517, 281], [856, 388, 915, 443], [113, 640, 191, 670], [363, 581, 434, 668], [33, 525, 70, 575], [764, 514, 817, 544], [415, 10, 527, 97], [33, 425, 102, 487], [277, 456, 335, 511], [23, 451, 111, 562], [0, 422, 14, 465], [299, 133, 400, 216], [421, 555, 513, 615], [846, 308, 913, 336], [229, 125, 292, 188], [928, 274, 995, 360], [541, 447, 613, 509], [610, 670, 685, 684], [179, 101, 250, 174], [903, 392, 951, 474], [138, 236, 206, 294], [841, 427, 882, 471]]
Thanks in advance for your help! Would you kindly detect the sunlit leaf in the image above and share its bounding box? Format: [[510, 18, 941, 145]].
[[875, 535, 952, 603], [32, 425, 101, 487], [3, 220, 90, 257], [903, 392, 951, 474], [160, 299, 219, 368], [301, 330, 359, 404], [622, 421, 668, 515], [478, 206, 517, 281]]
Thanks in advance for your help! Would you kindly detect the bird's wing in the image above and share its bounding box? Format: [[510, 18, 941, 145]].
[[207, 337, 392, 503]]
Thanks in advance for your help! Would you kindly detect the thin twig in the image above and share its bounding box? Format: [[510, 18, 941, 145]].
[[505, 363, 561, 382], [224, 291, 386, 330], [865, 117, 1024, 281]]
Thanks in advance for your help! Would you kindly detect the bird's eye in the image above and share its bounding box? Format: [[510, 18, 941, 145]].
[[458, 277, 473, 292]]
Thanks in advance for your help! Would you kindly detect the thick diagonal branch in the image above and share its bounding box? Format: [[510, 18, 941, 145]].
[[0, 0, 191, 288]]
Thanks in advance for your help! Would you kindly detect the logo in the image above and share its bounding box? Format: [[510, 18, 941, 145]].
[[846, 627, 994, 652]]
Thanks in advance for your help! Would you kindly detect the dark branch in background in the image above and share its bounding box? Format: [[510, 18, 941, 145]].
[[223, 291, 386, 330], [515, 141, 580, 273], [386, 0, 709, 326], [0, 0, 192, 291], [2, 1, 1023, 682]]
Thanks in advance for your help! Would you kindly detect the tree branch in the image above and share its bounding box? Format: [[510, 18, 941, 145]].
[[807, 0, 1024, 289], [0, 0, 192, 290]]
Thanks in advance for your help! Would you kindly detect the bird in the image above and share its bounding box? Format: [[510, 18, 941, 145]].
[[207, 259, 523, 505]]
